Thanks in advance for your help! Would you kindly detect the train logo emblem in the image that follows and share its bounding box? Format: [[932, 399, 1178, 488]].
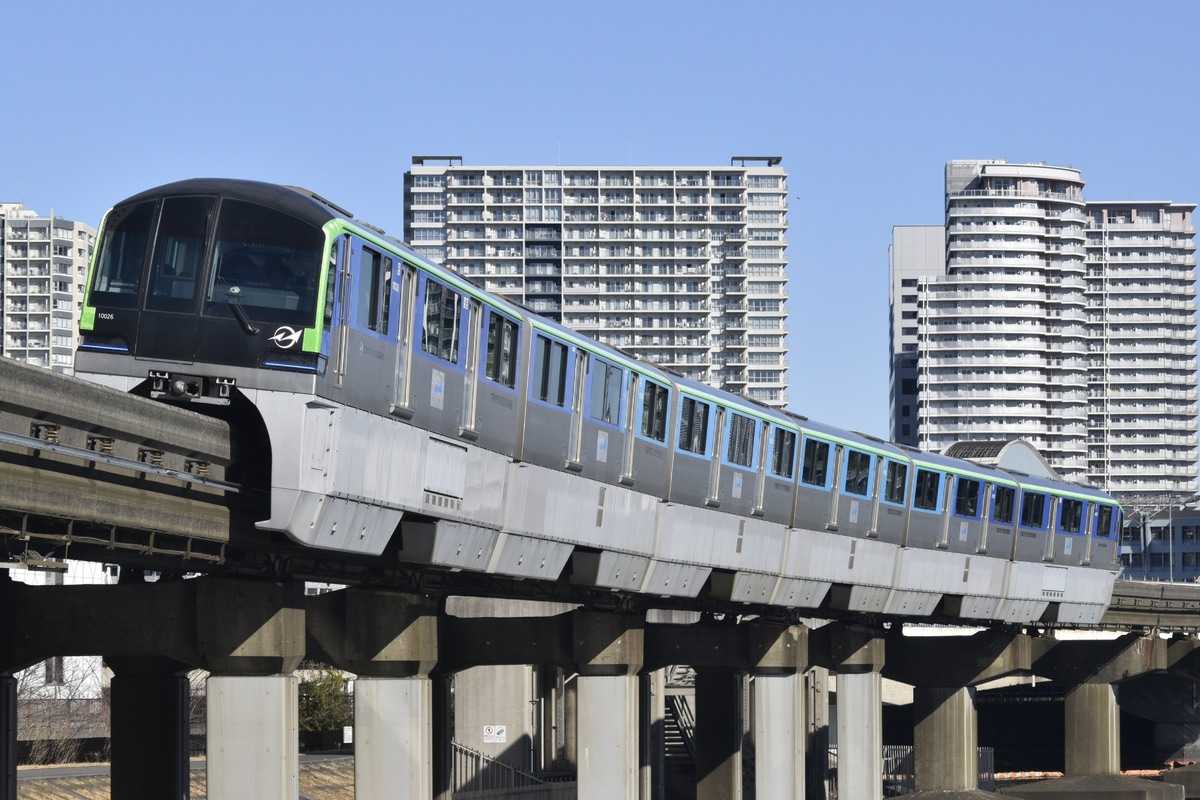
[[268, 326, 303, 349]]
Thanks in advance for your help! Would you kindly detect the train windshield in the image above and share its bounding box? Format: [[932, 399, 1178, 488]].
[[90, 195, 324, 328], [203, 199, 323, 326]]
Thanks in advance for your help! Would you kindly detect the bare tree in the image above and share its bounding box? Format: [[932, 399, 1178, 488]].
[[17, 655, 109, 765]]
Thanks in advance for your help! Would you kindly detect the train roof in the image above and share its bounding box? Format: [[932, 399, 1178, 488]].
[[115, 179, 348, 230]]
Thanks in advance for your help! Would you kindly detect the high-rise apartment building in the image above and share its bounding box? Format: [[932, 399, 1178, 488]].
[[890, 160, 1199, 499], [403, 156, 790, 407], [1, 202, 95, 373]]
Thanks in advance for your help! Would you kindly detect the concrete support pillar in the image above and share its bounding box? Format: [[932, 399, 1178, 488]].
[[913, 685, 977, 792], [755, 672, 804, 800], [836, 671, 882, 800], [206, 675, 298, 800], [577, 674, 639, 800], [1065, 682, 1120, 776], [108, 658, 190, 800], [695, 670, 743, 800], [0, 675, 14, 800], [641, 669, 665, 800], [355, 677, 432, 800], [806, 667, 831, 800], [564, 673, 578, 768], [432, 675, 452, 800]]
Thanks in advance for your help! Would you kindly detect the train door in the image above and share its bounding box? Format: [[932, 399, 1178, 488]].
[[826, 444, 845, 528], [937, 475, 955, 549], [620, 372, 640, 486], [753, 423, 770, 515], [1081, 502, 1096, 565], [707, 406, 727, 505], [321, 234, 350, 387], [1043, 497, 1059, 561], [567, 350, 587, 469], [133, 195, 215, 362], [461, 297, 483, 437], [390, 262, 417, 417]]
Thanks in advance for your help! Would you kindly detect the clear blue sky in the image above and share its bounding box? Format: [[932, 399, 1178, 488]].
[[7, 0, 1199, 439]]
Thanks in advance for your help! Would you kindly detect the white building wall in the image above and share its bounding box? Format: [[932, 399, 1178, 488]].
[[404, 157, 790, 407], [0, 202, 95, 374], [888, 161, 1199, 500]]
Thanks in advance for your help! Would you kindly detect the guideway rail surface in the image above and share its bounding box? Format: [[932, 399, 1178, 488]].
[[0, 356, 234, 565]]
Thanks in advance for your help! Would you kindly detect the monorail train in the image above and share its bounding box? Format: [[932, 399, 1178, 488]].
[[74, 178, 1122, 625]]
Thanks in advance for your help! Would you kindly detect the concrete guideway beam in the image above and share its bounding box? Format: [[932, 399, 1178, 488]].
[[0, 573, 305, 675], [306, 587, 438, 678], [883, 629, 1032, 688]]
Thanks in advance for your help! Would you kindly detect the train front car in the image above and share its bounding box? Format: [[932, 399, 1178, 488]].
[[77, 179, 331, 395], [73, 179, 382, 550]]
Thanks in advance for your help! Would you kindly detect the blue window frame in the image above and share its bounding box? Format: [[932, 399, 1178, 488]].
[[354, 244, 391, 336], [952, 477, 983, 519], [638, 379, 670, 442], [882, 459, 908, 505], [531, 333, 570, 407], [912, 468, 943, 513], [677, 395, 711, 455], [800, 437, 832, 489], [725, 411, 757, 468], [418, 276, 463, 365], [1019, 491, 1048, 529], [769, 426, 797, 479], [483, 309, 519, 389], [1093, 504, 1116, 539], [992, 485, 1016, 524], [1058, 497, 1085, 535], [842, 449, 873, 497], [587, 354, 624, 426]]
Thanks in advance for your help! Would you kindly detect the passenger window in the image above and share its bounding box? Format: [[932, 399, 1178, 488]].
[[726, 412, 756, 467], [532, 334, 569, 406], [356, 247, 390, 334], [588, 356, 623, 424], [843, 450, 871, 496], [992, 486, 1016, 524], [913, 469, 941, 511], [954, 478, 982, 518], [1059, 498, 1084, 534], [800, 438, 831, 488], [883, 460, 907, 504], [640, 380, 670, 442], [485, 311, 519, 388], [678, 396, 709, 455], [421, 278, 462, 363], [1094, 504, 1115, 538], [770, 428, 797, 479], [1020, 492, 1047, 529]]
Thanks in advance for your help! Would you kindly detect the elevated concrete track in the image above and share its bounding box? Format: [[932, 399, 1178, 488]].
[[4, 356, 1200, 631]]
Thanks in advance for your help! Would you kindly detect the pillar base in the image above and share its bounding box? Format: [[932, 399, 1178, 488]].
[[999, 773, 1183, 799]]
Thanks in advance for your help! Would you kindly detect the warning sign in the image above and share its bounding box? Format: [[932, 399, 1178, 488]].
[[483, 725, 507, 744]]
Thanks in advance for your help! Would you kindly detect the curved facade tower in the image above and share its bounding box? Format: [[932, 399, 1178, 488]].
[[891, 160, 1198, 498], [922, 161, 1090, 481]]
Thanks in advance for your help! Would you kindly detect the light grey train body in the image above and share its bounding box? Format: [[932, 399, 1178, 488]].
[[76, 179, 1120, 626]]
